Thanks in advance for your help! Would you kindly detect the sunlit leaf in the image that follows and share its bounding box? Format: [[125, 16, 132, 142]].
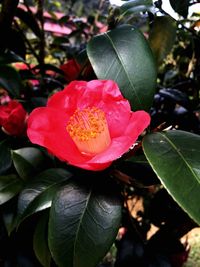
[[149, 16, 177, 65]]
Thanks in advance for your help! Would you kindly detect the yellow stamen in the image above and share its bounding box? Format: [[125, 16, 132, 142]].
[[67, 107, 111, 155]]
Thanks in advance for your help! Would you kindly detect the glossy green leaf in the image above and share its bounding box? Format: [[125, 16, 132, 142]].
[[0, 174, 23, 205], [143, 130, 200, 225], [149, 16, 176, 65], [169, 0, 189, 18], [33, 211, 51, 267], [0, 139, 12, 175], [120, 0, 152, 15], [87, 25, 157, 111], [0, 65, 22, 97], [48, 179, 122, 267], [12, 147, 45, 180], [17, 168, 72, 225]]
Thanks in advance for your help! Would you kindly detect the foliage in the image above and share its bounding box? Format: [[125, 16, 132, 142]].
[[0, 0, 199, 266]]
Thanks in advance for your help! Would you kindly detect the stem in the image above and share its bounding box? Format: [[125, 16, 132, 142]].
[[36, 0, 45, 77], [0, 0, 19, 52], [14, 20, 40, 64]]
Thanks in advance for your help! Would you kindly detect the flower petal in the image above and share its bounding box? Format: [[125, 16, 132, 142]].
[[87, 111, 150, 164], [27, 107, 89, 164]]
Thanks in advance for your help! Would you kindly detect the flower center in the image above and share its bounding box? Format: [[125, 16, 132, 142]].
[[67, 107, 111, 156]]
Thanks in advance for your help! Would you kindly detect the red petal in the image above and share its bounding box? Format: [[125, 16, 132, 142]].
[[27, 107, 88, 164], [87, 111, 150, 164]]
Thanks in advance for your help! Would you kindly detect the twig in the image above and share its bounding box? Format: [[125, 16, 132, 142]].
[[0, 0, 19, 51]]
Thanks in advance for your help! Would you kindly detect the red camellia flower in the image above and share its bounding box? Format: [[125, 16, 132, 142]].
[[27, 80, 150, 171], [0, 100, 27, 136], [60, 59, 81, 82]]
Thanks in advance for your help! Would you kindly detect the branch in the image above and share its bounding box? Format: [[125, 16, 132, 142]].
[[0, 0, 19, 51], [155, 3, 200, 40]]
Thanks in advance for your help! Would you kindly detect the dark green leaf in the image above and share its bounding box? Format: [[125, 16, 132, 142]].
[[0, 65, 22, 97], [17, 168, 72, 225], [33, 211, 51, 267], [0, 50, 24, 65], [120, 0, 152, 15], [149, 16, 177, 65], [2, 198, 18, 235], [48, 179, 122, 267], [12, 147, 45, 180], [0, 139, 12, 175], [143, 130, 200, 225], [87, 25, 157, 111], [117, 160, 159, 187], [0, 174, 23, 205], [169, 0, 189, 18]]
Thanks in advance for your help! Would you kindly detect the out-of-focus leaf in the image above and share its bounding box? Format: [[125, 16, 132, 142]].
[[7, 29, 26, 59], [33, 63, 64, 76], [17, 168, 72, 225], [149, 16, 176, 65], [2, 197, 18, 235], [0, 65, 22, 97], [48, 179, 122, 267], [87, 25, 157, 111], [0, 50, 24, 65], [169, 0, 189, 18], [120, 0, 152, 15], [0, 139, 12, 175], [0, 174, 24, 205], [15, 7, 41, 37], [33, 211, 51, 267], [159, 88, 190, 108], [30, 97, 47, 108], [143, 130, 200, 225], [117, 160, 160, 187], [12, 147, 45, 180]]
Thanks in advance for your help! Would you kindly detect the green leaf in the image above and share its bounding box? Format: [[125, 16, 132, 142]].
[[12, 147, 45, 180], [48, 179, 122, 267], [143, 130, 200, 225], [0, 174, 24, 205], [0, 65, 22, 97], [2, 198, 18, 235], [0, 50, 24, 65], [0, 139, 12, 175], [17, 168, 72, 225], [148, 16, 177, 65], [33, 211, 51, 267], [87, 24, 157, 111], [120, 0, 152, 15], [169, 0, 189, 18]]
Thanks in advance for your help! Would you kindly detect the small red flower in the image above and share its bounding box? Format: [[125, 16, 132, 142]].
[[27, 80, 150, 171], [60, 59, 81, 82], [0, 100, 27, 136]]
